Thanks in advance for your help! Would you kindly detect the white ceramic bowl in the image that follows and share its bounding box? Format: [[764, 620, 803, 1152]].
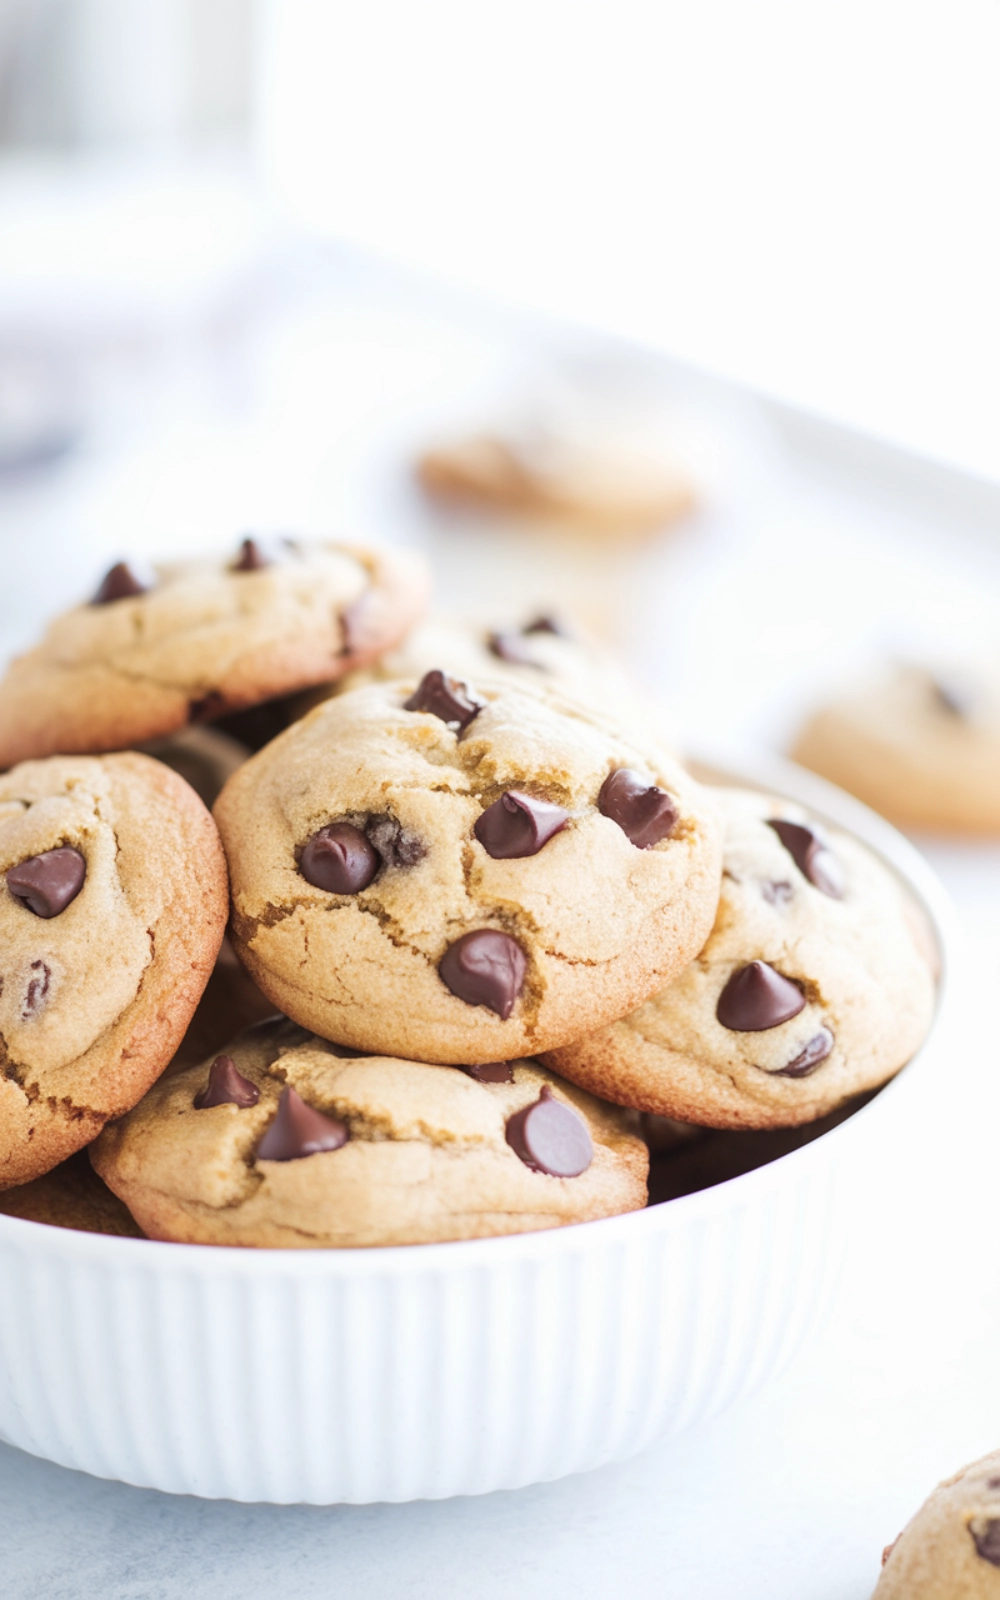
[[0, 755, 956, 1504]]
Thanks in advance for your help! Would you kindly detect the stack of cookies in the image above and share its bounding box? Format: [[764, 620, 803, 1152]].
[[0, 539, 938, 1247]]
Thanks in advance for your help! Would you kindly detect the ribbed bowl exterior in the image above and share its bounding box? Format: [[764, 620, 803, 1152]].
[[0, 756, 955, 1503]]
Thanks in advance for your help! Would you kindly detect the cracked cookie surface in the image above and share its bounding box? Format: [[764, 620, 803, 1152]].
[[0, 752, 228, 1186], [543, 787, 937, 1128], [213, 675, 722, 1062], [91, 1017, 648, 1246], [0, 540, 430, 766], [874, 1448, 1000, 1597]]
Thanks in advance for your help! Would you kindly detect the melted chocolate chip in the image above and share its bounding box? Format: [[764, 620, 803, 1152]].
[[768, 819, 845, 899], [256, 1086, 348, 1162], [460, 1061, 515, 1083], [522, 614, 567, 637], [716, 961, 805, 1031], [188, 690, 229, 723], [598, 768, 679, 849], [6, 847, 86, 918], [932, 676, 975, 718], [474, 791, 568, 859], [194, 1054, 261, 1109], [971, 1517, 1000, 1567], [232, 537, 273, 572], [364, 815, 426, 869], [505, 1085, 593, 1177], [988, 1478, 1000, 1491], [487, 632, 543, 668], [771, 1027, 834, 1077], [439, 930, 527, 1019], [404, 670, 483, 729], [761, 879, 795, 906], [299, 823, 380, 894], [91, 561, 150, 604], [22, 960, 51, 1020]]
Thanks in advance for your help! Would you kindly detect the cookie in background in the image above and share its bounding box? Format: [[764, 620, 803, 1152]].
[[792, 660, 1000, 833]]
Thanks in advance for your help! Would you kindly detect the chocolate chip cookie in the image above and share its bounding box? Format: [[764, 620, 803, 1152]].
[[543, 787, 937, 1128], [214, 673, 722, 1063], [792, 662, 1000, 833], [0, 539, 430, 767], [297, 609, 653, 731], [91, 1017, 649, 1246], [875, 1449, 1000, 1597], [417, 425, 695, 534], [0, 752, 228, 1186]]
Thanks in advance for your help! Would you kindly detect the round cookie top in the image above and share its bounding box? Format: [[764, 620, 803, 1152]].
[[875, 1449, 1000, 1597], [91, 1018, 649, 1247], [0, 752, 228, 1187], [0, 539, 430, 767], [214, 672, 722, 1063], [300, 609, 653, 729], [543, 787, 937, 1128], [792, 661, 1000, 833]]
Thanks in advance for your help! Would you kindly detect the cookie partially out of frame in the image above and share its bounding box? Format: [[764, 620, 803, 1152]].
[[214, 672, 722, 1064], [792, 662, 1000, 833], [874, 1449, 1000, 1597], [0, 1150, 143, 1237], [0, 752, 228, 1187], [92, 1018, 649, 1248], [0, 539, 429, 767], [543, 787, 936, 1129]]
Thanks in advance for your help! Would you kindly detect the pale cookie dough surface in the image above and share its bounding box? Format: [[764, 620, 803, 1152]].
[[0, 540, 430, 766], [92, 1019, 649, 1247], [296, 610, 650, 730], [874, 1449, 1000, 1598], [543, 787, 937, 1128], [416, 427, 695, 535], [792, 662, 1000, 833], [0, 752, 228, 1186], [214, 676, 722, 1063]]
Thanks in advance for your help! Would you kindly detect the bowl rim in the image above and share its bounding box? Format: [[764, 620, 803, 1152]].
[[0, 748, 958, 1279]]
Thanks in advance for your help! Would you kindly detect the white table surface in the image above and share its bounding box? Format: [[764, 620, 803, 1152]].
[[2, 236, 1000, 1599]]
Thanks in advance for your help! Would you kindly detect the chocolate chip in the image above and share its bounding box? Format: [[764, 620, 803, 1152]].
[[91, 561, 150, 604], [971, 1517, 1000, 1567], [771, 1027, 834, 1077], [598, 768, 679, 848], [474, 791, 569, 859], [988, 1478, 1000, 1491], [364, 815, 426, 869], [487, 632, 543, 668], [768, 819, 845, 899], [299, 823, 380, 894], [716, 961, 805, 1031], [761, 880, 795, 905], [188, 690, 229, 723], [505, 1085, 593, 1177], [232, 537, 273, 572], [439, 929, 527, 1019], [22, 960, 51, 1020], [6, 847, 86, 918], [460, 1062, 515, 1083], [256, 1086, 348, 1162], [932, 676, 975, 718], [404, 669, 483, 730], [194, 1054, 260, 1109], [522, 614, 567, 637], [341, 589, 378, 655]]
